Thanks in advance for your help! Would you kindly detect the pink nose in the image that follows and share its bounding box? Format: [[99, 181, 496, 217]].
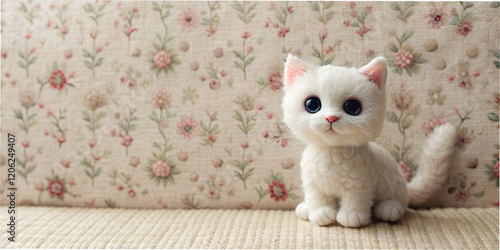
[[325, 115, 339, 123]]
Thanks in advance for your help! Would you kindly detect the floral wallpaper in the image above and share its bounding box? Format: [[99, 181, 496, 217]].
[[0, 1, 498, 209]]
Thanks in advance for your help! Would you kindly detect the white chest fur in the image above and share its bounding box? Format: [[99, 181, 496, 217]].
[[301, 145, 377, 197]]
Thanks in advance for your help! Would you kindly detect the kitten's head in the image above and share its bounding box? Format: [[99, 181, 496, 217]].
[[282, 55, 387, 147]]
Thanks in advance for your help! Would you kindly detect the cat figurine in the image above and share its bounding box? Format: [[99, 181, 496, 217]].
[[281, 55, 457, 227]]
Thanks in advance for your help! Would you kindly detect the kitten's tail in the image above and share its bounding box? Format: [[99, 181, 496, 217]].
[[407, 123, 457, 207]]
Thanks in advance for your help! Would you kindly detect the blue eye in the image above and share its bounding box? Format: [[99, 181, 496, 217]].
[[343, 99, 362, 116], [305, 97, 321, 113]]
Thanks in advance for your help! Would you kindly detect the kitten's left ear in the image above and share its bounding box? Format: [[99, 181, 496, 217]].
[[358, 56, 387, 89]]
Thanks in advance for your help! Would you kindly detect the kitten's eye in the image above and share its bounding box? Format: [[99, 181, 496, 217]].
[[343, 99, 362, 116], [305, 96, 321, 114]]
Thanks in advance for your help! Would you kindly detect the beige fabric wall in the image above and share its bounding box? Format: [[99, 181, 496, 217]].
[[1, 1, 498, 209]]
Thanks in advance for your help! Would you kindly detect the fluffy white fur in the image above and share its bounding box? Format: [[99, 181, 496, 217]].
[[282, 55, 457, 227]]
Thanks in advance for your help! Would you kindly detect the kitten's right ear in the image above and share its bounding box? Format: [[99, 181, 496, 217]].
[[283, 54, 310, 90]]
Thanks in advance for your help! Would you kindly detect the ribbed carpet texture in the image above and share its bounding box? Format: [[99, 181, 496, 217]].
[[1, 206, 498, 249]]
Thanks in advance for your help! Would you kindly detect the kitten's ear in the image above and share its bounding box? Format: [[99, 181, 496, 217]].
[[359, 56, 387, 89], [283, 54, 311, 90]]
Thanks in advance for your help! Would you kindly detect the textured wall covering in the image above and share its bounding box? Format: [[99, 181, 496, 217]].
[[0, 1, 498, 209]]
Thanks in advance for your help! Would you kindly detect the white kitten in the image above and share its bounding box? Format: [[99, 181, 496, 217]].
[[282, 55, 457, 227]]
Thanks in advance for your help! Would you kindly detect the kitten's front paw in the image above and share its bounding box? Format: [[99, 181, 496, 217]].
[[309, 206, 337, 226], [295, 202, 309, 221], [336, 209, 371, 228]]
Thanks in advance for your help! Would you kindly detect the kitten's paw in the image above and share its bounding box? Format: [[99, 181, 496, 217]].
[[336, 209, 371, 228], [309, 206, 337, 226], [373, 200, 404, 222], [295, 202, 309, 221]]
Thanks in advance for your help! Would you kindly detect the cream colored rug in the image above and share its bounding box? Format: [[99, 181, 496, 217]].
[[1, 206, 498, 248]]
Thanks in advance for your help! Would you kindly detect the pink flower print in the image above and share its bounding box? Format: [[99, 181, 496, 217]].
[[278, 27, 290, 38], [247, 154, 254, 163], [246, 46, 254, 53], [265, 111, 273, 119], [349, 2, 356, 7], [394, 50, 414, 69], [21, 139, 30, 148], [421, 115, 446, 136], [48, 179, 64, 198], [255, 102, 264, 110], [209, 80, 220, 90], [121, 134, 133, 147], [123, 25, 138, 37], [262, 129, 269, 138], [151, 87, 171, 110], [287, 6, 294, 13], [356, 26, 371, 36], [57, 135, 66, 144], [128, 189, 136, 198], [241, 141, 249, 149], [151, 160, 171, 177], [493, 162, 499, 177], [25, 32, 31, 40], [60, 25, 69, 35], [459, 80, 471, 89], [216, 177, 226, 187], [473, 69, 480, 77], [153, 50, 172, 69], [350, 10, 359, 18], [269, 180, 288, 202], [177, 116, 199, 140], [457, 21, 473, 36], [60, 159, 71, 168], [207, 133, 217, 143], [281, 139, 288, 147], [398, 161, 412, 182], [427, 8, 447, 29], [269, 72, 283, 91], [19, 88, 36, 108], [204, 186, 219, 199], [206, 25, 216, 37], [455, 190, 468, 201], [240, 31, 251, 39], [129, 156, 140, 167], [212, 158, 223, 168], [325, 45, 335, 55], [268, 2, 276, 10], [88, 137, 97, 148], [49, 70, 68, 90], [220, 69, 226, 77], [189, 172, 199, 182], [64, 50, 73, 59], [177, 7, 199, 31], [318, 27, 328, 39], [343, 20, 350, 27]]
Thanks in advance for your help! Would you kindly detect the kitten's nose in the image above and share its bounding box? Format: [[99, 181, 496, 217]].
[[325, 115, 339, 123]]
